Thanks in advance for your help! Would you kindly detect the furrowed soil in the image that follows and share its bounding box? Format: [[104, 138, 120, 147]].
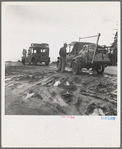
[[5, 61, 117, 116]]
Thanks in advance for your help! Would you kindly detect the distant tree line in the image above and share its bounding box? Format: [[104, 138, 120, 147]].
[[108, 31, 118, 65]]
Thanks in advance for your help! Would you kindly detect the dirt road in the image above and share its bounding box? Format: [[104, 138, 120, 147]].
[[5, 61, 117, 115]]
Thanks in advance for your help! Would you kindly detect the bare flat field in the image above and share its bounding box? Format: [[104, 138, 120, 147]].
[[5, 61, 117, 115]]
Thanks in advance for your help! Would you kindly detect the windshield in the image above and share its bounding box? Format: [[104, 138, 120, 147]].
[[69, 45, 74, 53], [32, 47, 49, 54]]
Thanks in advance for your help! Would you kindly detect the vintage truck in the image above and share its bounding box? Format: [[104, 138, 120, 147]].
[[22, 43, 50, 65], [57, 33, 111, 74]]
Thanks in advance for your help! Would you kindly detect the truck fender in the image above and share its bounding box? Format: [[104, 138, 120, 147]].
[[70, 57, 82, 68]]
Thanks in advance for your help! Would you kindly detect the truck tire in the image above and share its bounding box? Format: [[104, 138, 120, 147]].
[[22, 58, 25, 65], [72, 60, 80, 75], [32, 58, 36, 65], [45, 62, 49, 66], [96, 65, 104, 74]]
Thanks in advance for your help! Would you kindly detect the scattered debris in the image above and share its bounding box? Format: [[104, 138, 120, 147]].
[[17, 84, 25, 88], [33, 93, 43, 100], [104, 75, 109, 78], [89, 108, 105, 116], [111, 89, 117, 95], [65, 67, 72, 72], [5, 78, 13, 81], [61, 91, 73, 103], [24, 93, 35, 100], [66, 81, 69, 86], [54, 81, 61, 86]]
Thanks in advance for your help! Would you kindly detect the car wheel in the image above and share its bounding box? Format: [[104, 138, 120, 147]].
[[96, 65, 104, 74], [22, 58, 25, 65], [72, 60, 80, 75]]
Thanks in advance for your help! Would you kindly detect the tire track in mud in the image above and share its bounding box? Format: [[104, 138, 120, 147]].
[[5, 63, 117, 115]]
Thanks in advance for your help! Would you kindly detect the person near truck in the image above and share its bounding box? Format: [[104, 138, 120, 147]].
[[57, 43, 67, 72], [28, 48, 32, 64], [22, 49, 27, 57], [79, 45, 90, 63]]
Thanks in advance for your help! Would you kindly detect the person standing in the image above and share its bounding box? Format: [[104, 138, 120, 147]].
[[57, 43, 67, 72], [22, 49, 27, 65], [28, 48, 32, 64], [22, 49, 27, 57]]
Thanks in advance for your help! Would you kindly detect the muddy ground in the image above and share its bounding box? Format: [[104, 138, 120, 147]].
[[5, 61, 117, 116]]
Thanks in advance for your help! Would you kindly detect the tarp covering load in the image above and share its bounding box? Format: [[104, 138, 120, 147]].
[[69, 41, 107, 56], [74, 42, 92, 53], [31, 43, 49, 47], [72, 42, 105, 54]]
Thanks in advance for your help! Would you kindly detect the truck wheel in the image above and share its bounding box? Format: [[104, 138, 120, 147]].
[[22, 58, 25, 65], [72, 60, 80, 75], [96, 65, 104, 74], [45, 62, 49, 66], [32, 58, 36, 65]]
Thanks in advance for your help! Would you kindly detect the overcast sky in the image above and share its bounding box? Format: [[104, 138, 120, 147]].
[[2, 2, 120, 61]]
